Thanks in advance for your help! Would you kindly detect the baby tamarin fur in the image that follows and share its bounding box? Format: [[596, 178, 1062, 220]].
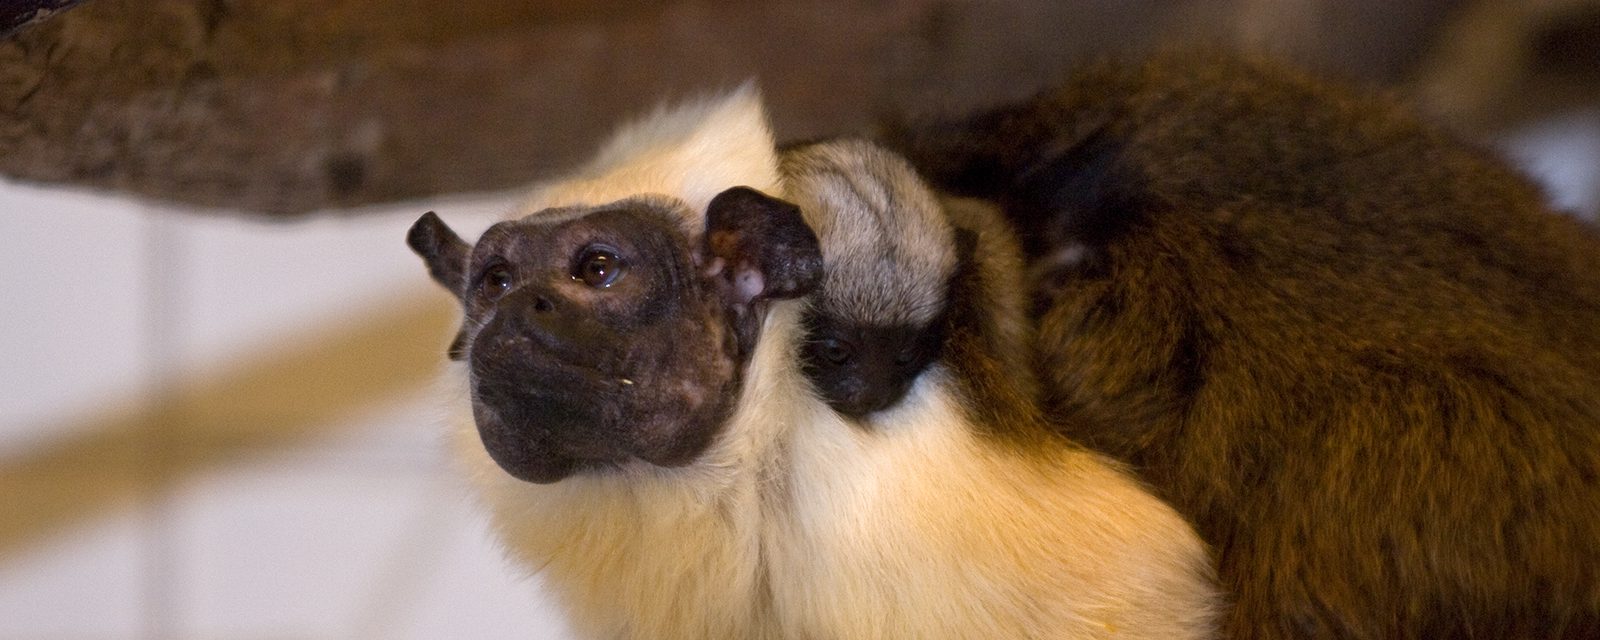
[[781, 138, 1033, 419]]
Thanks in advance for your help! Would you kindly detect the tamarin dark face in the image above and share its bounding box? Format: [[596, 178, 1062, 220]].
[[798, 310, 946, 418], [406, 188, 821, 484], [778, 139, 966, 421]]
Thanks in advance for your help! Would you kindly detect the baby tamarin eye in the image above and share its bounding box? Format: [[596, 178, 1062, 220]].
[[817, 337, 853, 365], [573, 246, 626, 288], [893, 346, 917, 366]]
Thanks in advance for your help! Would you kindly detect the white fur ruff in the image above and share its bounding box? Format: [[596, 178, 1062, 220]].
[[437, 88, 1220, 639]]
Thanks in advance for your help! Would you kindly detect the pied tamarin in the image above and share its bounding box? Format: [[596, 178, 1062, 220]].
[[406, 88, 1221, 639]]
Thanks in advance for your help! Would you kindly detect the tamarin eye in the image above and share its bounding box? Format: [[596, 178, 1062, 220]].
[[819, 338, 853, 365], [894, 347, 917, 366], [480, 262, 514, 300], [574, 248, 626, 288]]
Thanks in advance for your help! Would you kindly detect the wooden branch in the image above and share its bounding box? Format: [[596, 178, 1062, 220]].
[[0, 0, 1478, 216], [0, 0, 85, 38]]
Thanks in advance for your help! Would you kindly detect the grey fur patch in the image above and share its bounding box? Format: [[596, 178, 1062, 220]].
[[782, 139, 957, 327]]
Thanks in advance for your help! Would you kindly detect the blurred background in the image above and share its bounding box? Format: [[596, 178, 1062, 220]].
[[1, 1, 1597, 638]]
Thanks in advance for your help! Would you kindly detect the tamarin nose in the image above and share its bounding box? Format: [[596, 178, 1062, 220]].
[[503, 286, 556, 315]]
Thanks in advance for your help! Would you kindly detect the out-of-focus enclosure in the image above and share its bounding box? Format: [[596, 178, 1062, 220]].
[[1, 1, 1597, 638]]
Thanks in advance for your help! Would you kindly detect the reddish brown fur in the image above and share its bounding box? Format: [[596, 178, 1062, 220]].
[[890, 53, 1600, 639]]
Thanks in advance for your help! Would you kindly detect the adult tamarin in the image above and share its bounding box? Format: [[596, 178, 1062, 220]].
[[889, 53, 1600, 639], [407, 90, 1220, 639]]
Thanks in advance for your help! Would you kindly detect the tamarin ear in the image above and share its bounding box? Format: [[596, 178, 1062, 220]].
[[406, 211, 472, 301], [702, 186, 824, 304]]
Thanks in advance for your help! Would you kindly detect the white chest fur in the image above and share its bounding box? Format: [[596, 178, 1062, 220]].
[[449, 302, 1217, 639]]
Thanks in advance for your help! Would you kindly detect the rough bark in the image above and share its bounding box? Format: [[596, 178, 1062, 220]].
[[0, 0, 1545, 216]]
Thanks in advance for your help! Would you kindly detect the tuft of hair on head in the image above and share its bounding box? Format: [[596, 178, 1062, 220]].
[[781, 138, 959, 328]]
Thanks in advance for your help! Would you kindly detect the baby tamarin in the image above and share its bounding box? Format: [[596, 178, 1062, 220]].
[[408, 89, 1220, 639], [781, 138, 1032, 419], [890, 53, 1600, 639]]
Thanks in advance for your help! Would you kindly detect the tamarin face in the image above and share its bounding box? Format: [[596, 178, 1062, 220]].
[[798, 310, 946, 418], [779, 139, 962, 420], [407, 188, 821, 483]]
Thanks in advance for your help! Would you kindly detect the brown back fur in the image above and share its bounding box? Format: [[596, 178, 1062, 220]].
[[889, 53, 1600, 639]]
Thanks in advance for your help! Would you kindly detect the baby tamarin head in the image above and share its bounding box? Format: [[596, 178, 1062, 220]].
[[406, 189, 821, 484], [781, 139, 964, 419]]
